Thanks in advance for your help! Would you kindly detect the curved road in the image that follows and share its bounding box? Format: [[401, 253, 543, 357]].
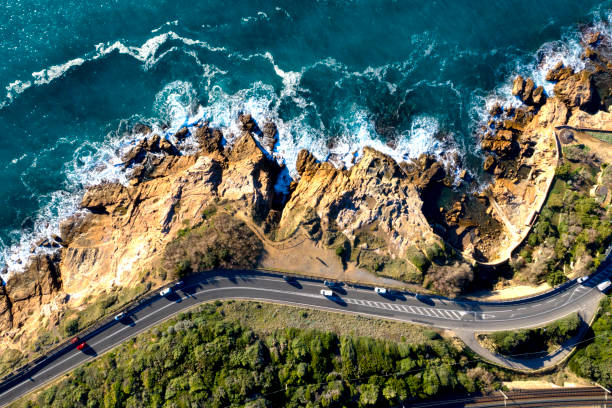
[[0, 262, 611, 407]]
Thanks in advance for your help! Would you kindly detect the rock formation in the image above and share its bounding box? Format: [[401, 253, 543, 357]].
[[277, 148, 440, 255]]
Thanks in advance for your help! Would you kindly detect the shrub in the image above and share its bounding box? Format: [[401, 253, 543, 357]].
[[163, 212, 263, 279], [405, 246, 430, 272], [64, 318, 80, 336], [424, 262, 474, 296], [486, 313, 580, 356]]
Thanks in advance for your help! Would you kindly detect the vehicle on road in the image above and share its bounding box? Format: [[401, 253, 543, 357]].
[[577, 276, 589, 283], [70, 336, 80, 345], [320, 289, 334, 297], [174, 281, 184, 287], [282, 275, 295, 282], [374, 287, 388, 295], [416, 294, 435, 306], [76, 342, 87, 351], [597, 279, 611, 292], [114, 312, 126, 321], [324, 280, 339, 288], [160, 287, 173, 297]]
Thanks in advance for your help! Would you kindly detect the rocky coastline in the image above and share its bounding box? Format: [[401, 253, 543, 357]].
[[1, 28, 612, 358]]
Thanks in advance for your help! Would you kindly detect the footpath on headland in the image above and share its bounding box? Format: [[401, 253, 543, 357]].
[[0, 256, 611, 407]]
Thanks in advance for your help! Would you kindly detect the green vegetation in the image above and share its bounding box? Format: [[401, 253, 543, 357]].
[[12, 302, 502, 408], [424, 243, 446, 264], [60, 284, 149, 339], [405, 246, 430, 273], [511, 148, 612, 286], [570, 296, 612, 387], [163, 209, 263, 279], [585, 130, 612, 144], [480, 313, 581, 356], [0, 349, 25, 377]]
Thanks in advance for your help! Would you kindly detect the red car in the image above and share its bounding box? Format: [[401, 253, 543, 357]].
[[76, 342, 87, 351], [70, 337, 80, 344]]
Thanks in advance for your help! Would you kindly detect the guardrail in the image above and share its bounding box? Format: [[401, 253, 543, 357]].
[[0, 279, 176, 390], [2, 256, 611, 391]]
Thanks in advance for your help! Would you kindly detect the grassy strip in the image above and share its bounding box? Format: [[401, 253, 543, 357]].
[[478, 313, 581, 356]]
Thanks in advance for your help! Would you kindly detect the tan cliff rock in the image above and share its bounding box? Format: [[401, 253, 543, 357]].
[[0, 128, 280, 350], [475, 32, 612, 263], [278, 147, 441, 257], [3, 29, 612, 359]]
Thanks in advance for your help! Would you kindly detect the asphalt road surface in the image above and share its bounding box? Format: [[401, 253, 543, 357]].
[[1, 263, 611, 407]]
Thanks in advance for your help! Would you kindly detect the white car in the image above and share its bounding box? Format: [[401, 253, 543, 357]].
[[577, 276, 589, 284], [160, 287, 173, 297], [374, 287, 388, 295], [114, 312, 126, 321], [320, 289, 334, 297], [597, 280, 611, 292], [174, 280, 184, 287]]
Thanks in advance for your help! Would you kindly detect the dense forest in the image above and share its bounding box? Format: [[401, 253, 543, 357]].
[[570, 296, 612, 388], [12, 302, 501, 408]]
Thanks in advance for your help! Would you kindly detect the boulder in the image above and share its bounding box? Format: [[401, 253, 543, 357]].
[[121, 139, 147, 166], [132, 123, 152, 135], [239, 113, 259, 133], [554, 70, 595, 110], [483, 155, 496, 172], [512, 75, 525, 98], [489, 103, 503, 117], [122, 135, 179, 168], [159, 138, 180, 156], [406, 154, 445, 192], [193, 125, 223, 154], [523, 78, 535, 102], [546, 62, 574, 82], [511, 76, 544, 107], [585, 31, 602, 46], [531, 86, 546, 106], [262, 122, 278, 151], [173, 127, 189, 141], [296, 149, 319, 176]]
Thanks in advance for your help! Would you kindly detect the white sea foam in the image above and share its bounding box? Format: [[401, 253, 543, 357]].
[[5, 11, 612, 276], [241, 11, 270, 25], [1, 31, 228, 108], [0, 78, 205, 277], [32, 57, 86, 85], [473, 13, 612, 143]]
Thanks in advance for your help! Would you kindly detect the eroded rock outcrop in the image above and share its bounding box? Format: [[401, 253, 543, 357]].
[[0, 124, 280, 350], [277, 147, 440, 256]]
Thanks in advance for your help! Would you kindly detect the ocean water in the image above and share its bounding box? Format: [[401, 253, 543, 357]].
[[1, 0, 611, 275]]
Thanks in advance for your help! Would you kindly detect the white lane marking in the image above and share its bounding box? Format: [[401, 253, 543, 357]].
[[3, 277, 602, 403]]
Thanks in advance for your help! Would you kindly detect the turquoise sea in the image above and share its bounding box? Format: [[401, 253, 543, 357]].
[[1, 0, 611, 273]]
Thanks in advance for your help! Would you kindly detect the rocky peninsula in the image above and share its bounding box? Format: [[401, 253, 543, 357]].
[[1, 30, 612, 361]]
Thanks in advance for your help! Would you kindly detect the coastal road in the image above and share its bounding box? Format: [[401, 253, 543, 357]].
[[0, 263, 611, 407]]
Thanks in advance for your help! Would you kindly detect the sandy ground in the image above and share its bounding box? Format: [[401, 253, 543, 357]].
[[259, 236, 408, 288], [503, 380, 579, 390], [468, 282, 551, 301]]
